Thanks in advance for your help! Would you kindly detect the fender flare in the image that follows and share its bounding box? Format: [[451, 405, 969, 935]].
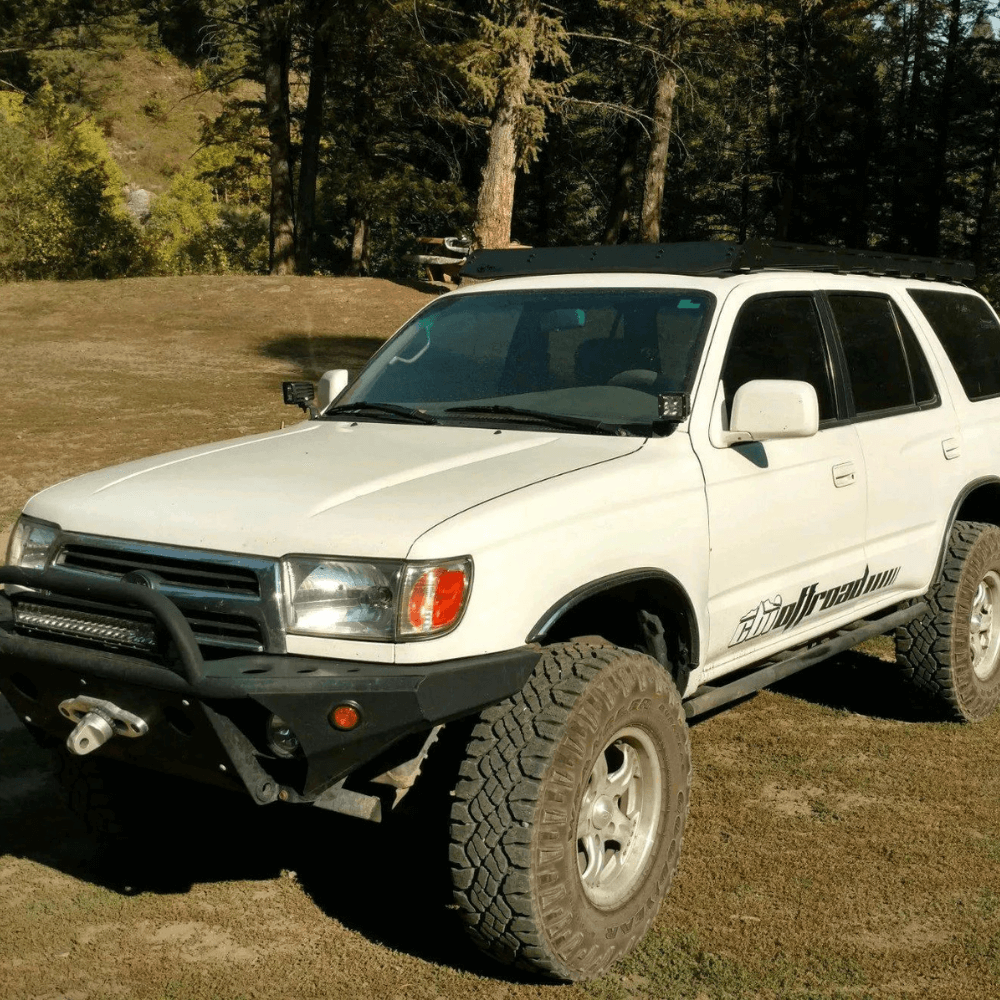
[[526, 567, 701, 666], [934, 476, 1000, 578]]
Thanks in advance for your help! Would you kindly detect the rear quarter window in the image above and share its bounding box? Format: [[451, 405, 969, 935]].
[[908, 290, 1000, 401]]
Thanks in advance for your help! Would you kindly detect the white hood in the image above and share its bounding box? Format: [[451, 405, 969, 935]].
[[26, 420, 644, 558]]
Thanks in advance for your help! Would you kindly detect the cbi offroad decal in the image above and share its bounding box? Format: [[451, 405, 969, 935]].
[[730, 564, 901, 648]]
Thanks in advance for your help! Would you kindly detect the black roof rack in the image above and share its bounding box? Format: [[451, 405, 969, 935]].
[[460, 239, 975, 283]]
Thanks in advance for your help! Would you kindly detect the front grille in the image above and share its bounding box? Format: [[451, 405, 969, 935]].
[[58, 543, 261, 596], [14, 534, 285, 657], [182, 609, 266, 650]]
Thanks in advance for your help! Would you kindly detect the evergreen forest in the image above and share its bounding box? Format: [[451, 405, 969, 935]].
[[3, 0, 1000, 299]]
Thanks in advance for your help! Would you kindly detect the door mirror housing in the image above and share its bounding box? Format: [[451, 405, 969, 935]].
[[723, 379, 819, 445], [317, 369, 349, 410]]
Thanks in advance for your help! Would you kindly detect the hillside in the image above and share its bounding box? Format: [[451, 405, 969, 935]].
[[97, 46, 227, 194]]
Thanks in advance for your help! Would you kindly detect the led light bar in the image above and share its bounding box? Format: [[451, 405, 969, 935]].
[[14, 602, 158, 652]]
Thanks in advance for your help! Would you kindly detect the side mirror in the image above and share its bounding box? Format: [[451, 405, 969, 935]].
[[724, 379, 819, 444], [317, 369, 349, 410]]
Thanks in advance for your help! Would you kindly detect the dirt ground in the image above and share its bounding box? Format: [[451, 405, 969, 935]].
[[1, 276, 999, 1000]]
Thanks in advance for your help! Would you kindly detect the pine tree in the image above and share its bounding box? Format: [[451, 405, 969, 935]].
[[462, 0, 570, 248]]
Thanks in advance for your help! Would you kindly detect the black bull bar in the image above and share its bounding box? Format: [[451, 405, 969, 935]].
[[0, 567, 539, 805]]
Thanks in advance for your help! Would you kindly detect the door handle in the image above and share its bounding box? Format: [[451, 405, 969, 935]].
[[942, 437, 961, 460], [832, 462, 856, 488]]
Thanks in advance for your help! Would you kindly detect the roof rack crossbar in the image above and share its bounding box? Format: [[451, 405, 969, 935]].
[[460, 239, 975, 283]]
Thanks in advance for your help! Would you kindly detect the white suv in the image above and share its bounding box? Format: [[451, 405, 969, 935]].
[[3, 240, 999, 981]]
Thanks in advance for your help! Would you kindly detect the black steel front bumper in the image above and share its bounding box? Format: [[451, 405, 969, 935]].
[[0, 567, 540, 805]]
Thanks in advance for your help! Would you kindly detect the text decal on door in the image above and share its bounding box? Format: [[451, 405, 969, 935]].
[[731, 565, 901, 647]]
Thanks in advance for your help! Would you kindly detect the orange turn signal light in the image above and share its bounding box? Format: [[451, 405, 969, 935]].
[[330, 703, 361, 730], [407, 568, 467, 630]]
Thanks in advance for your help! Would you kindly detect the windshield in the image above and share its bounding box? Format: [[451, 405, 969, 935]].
[[334, 288, 716, 433]]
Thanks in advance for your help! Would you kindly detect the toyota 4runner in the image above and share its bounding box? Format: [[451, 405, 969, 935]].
[[4, 240, 1000, 981]]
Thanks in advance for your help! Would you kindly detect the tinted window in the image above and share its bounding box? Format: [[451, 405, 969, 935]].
[[828, 295, 912, 414], [723, 295, 835, 421], [893, 304, 938, 406], [909, 291, 1000, 400]]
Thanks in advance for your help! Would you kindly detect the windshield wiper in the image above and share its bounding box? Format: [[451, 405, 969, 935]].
[[444, 405, 629, 436], [323, 402, 439, 425]]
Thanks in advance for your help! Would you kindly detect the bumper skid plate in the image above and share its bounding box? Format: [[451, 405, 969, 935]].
[[0, 566, 540, 811]]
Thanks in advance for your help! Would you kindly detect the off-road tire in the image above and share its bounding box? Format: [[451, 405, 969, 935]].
[[449, 641, 691, 981], [896, 520, 1000, 722]]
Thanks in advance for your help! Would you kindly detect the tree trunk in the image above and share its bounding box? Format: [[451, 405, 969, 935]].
[[762, 25, 783, 238], [348, 214, 370, 276], [260, 0, 295, 275], [770, 12, 811, 242], [739, 138, 751, 243], [773, 125, 802, 241], [923, 0, 963, 255], [295, 2, 335, 274], [845, 91, 877, 249], [887, 9, 913, 249], [474, 3, 536, 250], [971, 122, 1000, 278], [891, 0, 931, 251], [603, 114, 642, 244], [639, 40, 679, 244]]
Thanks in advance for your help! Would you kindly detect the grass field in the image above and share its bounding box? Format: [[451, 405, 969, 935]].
[[1, 276, 999, 1000]]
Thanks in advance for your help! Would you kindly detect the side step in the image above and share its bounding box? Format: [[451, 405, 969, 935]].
[[683, 602, 928, 720]]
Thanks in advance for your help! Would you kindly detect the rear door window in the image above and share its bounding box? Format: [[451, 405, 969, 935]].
[[908, 290, 1000, 401], [827, 294, 937, 416]]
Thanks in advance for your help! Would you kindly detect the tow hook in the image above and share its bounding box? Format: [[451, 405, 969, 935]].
[[58, 695, 149, 756]]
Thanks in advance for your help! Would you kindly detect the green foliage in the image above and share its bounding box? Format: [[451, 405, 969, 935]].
[[144, 170, 227, 273], [145, 153, 269, 275], [0, 86, 151, 281], [460, 0, 572, 169], [279, 0, 477, 272], [196, 104, 271, 207], [140, 0, 215, 64], [5, 0, 1000, 287], [312, 166, 474, 276], [23, 8, 158, 115]]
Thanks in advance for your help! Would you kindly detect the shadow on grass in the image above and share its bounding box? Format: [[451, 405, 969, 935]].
[[386, 276, 453, 298], [258, 334, 387, 381], [0, 709, 537, 984], [769, 648, 945, 723], [688, 646, 946, 728]]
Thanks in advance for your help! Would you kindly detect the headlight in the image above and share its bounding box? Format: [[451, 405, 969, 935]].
[[282, 558, 400, 638], [6, 515, 60, 570], [281, 555, 472, 640]]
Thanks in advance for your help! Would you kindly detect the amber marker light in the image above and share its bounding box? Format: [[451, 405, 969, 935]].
[[330, 703, 361, 730]]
